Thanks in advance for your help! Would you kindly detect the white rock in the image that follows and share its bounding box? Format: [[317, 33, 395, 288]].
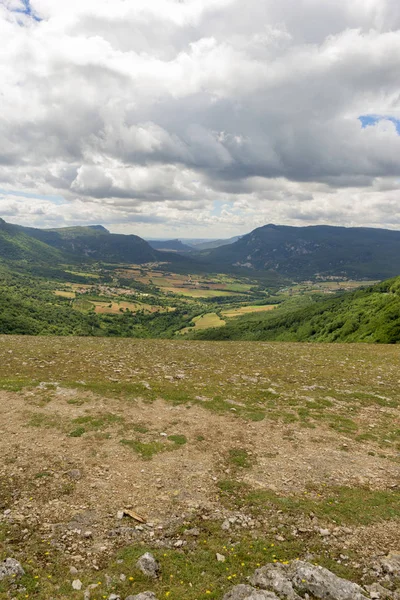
[[72, 579, 83, 590], [216, 553, 226, 563]]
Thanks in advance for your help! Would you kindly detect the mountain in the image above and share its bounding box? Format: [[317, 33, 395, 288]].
[[0, 219, 190, 266], [0, 218, 63, 263], [206, 224, 400, 279], [191, 236, 241, 251], [194, 276, 400, 344], [147, 239, 194, 252]]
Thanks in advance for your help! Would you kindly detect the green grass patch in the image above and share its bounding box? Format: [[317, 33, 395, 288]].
[[228, 448, 253, 469], [69, 426, 86, 437], [120, 438, 165, 460], [71, 412, 123, 430], [168, 434, 187, 446]]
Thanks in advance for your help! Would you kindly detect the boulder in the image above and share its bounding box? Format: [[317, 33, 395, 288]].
[[250, 564, 301, 600], [289, 560, 368, 600]]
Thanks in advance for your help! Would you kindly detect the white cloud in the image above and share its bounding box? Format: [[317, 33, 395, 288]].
[[1, 0, 400, 236]]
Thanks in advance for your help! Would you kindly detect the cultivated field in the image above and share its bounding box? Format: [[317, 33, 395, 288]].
[[1, 337, 399, 599], [222, 305, 276, 318], [179, 313, 226, 334]]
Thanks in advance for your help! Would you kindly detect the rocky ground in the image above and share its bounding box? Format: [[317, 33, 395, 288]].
[[0, 337, 399, 599]]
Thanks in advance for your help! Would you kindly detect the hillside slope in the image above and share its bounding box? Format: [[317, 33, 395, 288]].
[[0, 219, 193, 266], [206, 224, 400, 279], [17, 223, 165, 264], [0, 218, 63, 263], [194, 277, 400, 343]]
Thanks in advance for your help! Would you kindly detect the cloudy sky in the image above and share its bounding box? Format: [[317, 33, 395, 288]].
[[1, 0, 400, 238]]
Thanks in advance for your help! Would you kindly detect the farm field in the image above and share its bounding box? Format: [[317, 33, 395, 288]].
[[280, 280, 380, 296], [115, 265, 255, 298], [92, 301, 172, 315], [1, 337, 400, 599], [179, 312, 226, 334], [222, 305, 277, 318]]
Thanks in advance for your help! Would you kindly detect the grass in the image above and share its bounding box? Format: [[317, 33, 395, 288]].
[[54, 290, 76, 299], [222, 305, 276, 318], [120, 438, 165, 460], [71, 412, 123, 430], [218, 480, 400, 526], [179, 313, 226, 335], [228, 448, 254, 469], [168, 434, 187, 445], [69, 426, 86, 437]]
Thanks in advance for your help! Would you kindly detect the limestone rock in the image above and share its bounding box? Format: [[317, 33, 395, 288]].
[[289, 560, 368, 600], [380, 552, 400, 576], [136, 553, 160, 578], [0, 558, 25, 580], [222, 584, 279, 600], [250, 563, 301, 600]]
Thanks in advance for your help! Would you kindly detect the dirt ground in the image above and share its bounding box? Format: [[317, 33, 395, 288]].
[[1, 382, 399, 567]]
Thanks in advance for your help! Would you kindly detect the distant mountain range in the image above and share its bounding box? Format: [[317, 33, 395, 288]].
[[147, 239, 194, 252], [2, 218, 400, 280], [147, 236, 241, 252], [205, 224, 400, 279], [190, 236, 241, 251]]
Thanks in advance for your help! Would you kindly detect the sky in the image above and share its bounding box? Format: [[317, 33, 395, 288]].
[[1, 0, 400, 238]]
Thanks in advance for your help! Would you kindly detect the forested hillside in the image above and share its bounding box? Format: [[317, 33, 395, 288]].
[[206, 224, 400, 279], [194, 277, 400, 343]]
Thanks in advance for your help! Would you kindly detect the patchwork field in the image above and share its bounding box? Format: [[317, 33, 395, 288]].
[[1, 337, 400, 599], [115, 266, 255, 298]]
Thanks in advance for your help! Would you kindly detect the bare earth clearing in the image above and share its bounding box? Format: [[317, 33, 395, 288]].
[[0, 338, 399, 599]]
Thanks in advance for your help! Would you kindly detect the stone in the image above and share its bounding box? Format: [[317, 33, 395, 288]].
[[223, 585, 279, 600], [319, 529, 331, 537], [70, 566, 79, 575], [289, 560, 368, 600], [68, 469, 82, 480], [250, 563, 300, 600], [72, 579, 83, 590], [125, 593, 158, 600], [0, 558, 25, 580], [84, 583, 100, 600], [136, 553, 160, 578], [380, 552, 400, 576], [216, 553, 226, 562], [108, 595, 121, 600], [366, 583, 400, 599], [222, 519, 231, 530], [184, 527, 200, 536]]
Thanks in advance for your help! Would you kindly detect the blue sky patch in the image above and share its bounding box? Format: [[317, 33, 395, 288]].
[[6, 0, 41, 22], [359, 114, 400, 134]]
